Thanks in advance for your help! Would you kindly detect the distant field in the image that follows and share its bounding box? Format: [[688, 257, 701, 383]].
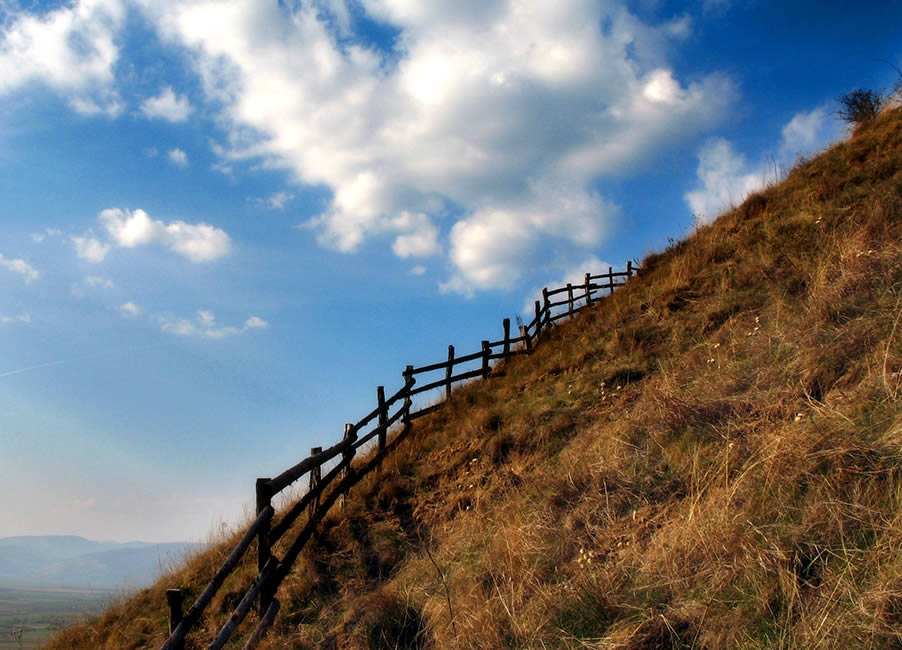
[[0, 586, 112, 649]]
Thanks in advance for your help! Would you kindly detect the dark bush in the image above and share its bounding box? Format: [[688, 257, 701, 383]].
[[836, 88, 883, 126]]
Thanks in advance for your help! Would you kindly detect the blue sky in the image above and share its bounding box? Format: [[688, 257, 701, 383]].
[[0, 0, 899, 543]]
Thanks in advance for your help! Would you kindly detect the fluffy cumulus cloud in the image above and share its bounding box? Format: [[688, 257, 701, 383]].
[[140, 86, 193, 122], [0, 253, 40, 283], [0, 0, 125, 115], [71, 235, 111, 262], [686, 105, 842, 224], [3, 1, 738, 292], [134, 0, 735, 292], [73, 208, 231, 263], [156, 309, 268, 338]]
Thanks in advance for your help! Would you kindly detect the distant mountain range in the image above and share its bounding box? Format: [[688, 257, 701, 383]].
[[0, 535, 200, 589]]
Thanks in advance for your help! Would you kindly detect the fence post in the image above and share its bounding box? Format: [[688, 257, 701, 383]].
[[502, 318, 511, 359], [608, 266, 615, 294], [542, 288, 552, 327], [255, 477, 274, 614], [340, 424, 357, 509], [519, 325, 532, 354], [584, 272, 592, 306], [627, 260, 633, 279], [255, 479, 272, 574], [481, 340, 491, 379], [166, 589, 183, 636], [403, 365, 414, 424], [308, 447, 322, 518], [377, 386, 387, 452], [445, 345, 455, 399], [567, 283, 574, 316], [534, 300, 542, 340]]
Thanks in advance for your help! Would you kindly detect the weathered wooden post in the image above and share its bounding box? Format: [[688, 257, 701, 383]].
[[308, 447, 322, 518], [402, 365, 414, 425], [377, 386, 387, 452], [542, 288, 552, 327], [445, 345, 455, 399], [519, 324, 532, 354], [567, 283, 574, 316], [340, 424, 357, 509], [502, 318, 511, 359], [534, 300, 543, 340], [584, 272, 592, 306], [166, 589, 183, 636], [255, 479, 272, 574], [627, 260, 633, 279], [481, 340, 491, 379], [255, 477, 274, 614], [608, 266, 615, 294]]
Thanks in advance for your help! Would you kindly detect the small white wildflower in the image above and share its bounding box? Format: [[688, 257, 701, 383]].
[[794, 413, 803, 422]]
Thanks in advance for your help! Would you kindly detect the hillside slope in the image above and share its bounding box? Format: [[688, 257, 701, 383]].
[[49, 106, 902, 649]]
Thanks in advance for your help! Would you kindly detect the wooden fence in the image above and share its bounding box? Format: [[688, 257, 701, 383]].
[[161, 262, 636, 650]]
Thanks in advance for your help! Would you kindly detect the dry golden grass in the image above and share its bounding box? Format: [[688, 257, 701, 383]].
[[48, 106, 902, 649]]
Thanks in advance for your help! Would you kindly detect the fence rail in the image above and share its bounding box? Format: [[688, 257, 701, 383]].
[[161, 261, 636, 649]]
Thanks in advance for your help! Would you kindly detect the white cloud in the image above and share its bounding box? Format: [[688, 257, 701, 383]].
[[168, 148, 188, 167], [97, 208, 231, 262], [141, 87, 193, 122], [409, 265, 427, 276], [244, 316, 268, 329], [0, 253, 40, 283], [31, 227, 63, 243], [72, 274, 115, 297], [0, 313, 31, 325], [778, 106, 841, 163], [255, 191, 295, 210], [0, 0, 126, 115], [84, 275, 114, 289], [442, 186, 619, 294], [390, 212, 440, 258], [119, 301, 141, 318], [686, 105, 842, 224], [684, 139, 765, 224], [156, 310, 268, 338], [71, 235, 111, 263], [139, 0, 735, 294]]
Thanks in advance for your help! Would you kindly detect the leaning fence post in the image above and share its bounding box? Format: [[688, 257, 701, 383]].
[[308, 447, 322, 518], [167, 589, 183, 636], [481, 340, 491, 379], [377, 386, 387, 452], [627, 260, 634, 279], [445, 345, 455, 399], [608, 266, 615, 294], [340, 424, 357, 510], [584, 272, 592, 306], [502, 318, 511, 359], [567, 283, 574, 316], [519, 324, 532, 354]]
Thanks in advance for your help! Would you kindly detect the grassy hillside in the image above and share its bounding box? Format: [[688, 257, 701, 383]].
[[48, 105, 902, 649]]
